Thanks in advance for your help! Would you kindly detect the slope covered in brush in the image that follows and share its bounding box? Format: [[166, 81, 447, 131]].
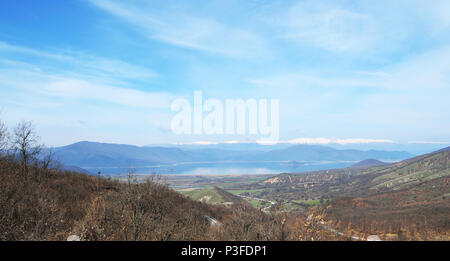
[[0, 157, 302, 241]]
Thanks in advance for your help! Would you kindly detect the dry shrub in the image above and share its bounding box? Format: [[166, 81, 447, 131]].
[[0, 157, 304, 241]]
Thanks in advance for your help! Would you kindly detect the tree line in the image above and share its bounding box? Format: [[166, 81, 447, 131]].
[[0, 118, 55, 176]]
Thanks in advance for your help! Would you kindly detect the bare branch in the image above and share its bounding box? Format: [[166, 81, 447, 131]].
[[12, 121, 41, 175], [0, 118, 8, 156]]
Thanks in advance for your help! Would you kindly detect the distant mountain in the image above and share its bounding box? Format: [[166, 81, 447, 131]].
[[52, 141, 414, 170], [53, 141, 196, 167], [52, 141, 254, 168], [352, 159, 388, 168], [154, 142, 449, 155], [231, 144, 413, 162]]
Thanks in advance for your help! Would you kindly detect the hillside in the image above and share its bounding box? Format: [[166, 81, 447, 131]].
[[1, 156, 329, 241], [321, 150, 450, 240], [352, 159, 387, 168], [226, 149, 450, 240], [0, 157, 227, 240], [322, 175, 449, 240], [243, 150, 449, 199], [434, 146, 450, 153]]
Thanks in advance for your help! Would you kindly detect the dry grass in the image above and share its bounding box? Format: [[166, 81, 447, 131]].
[[0, 157, 315, 241]]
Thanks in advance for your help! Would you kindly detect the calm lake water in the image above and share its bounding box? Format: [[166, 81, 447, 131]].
[[86, 161, 355, 176]]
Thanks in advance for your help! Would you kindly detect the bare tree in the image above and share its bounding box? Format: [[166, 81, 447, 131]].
[[40, 147, 54, 170], [12, 121, 41, 175], [0, 118, 8, 156]]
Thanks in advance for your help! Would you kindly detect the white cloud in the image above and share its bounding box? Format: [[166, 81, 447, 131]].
[[284, 138, 332, 145], [271, 1, 380, 52], [0, 69, 173, 109], [0, 41, 158, 80], [0, 59, 174, 146], [0, 41, 68, 60], [189, 141, 220, 145], [44, 78, 173, 109], [224, 140, 248, 144], [0, 43, 174, 109], [269, 0, 450, 53], [90, 0, 270, 59], [249, 72, 379, 90], [283, 138, 393, 145]]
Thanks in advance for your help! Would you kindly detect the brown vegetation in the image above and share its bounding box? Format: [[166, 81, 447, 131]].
[[0, 119, 329, 241], [0, 157, 324, 240], [320, 177, 450, 241]]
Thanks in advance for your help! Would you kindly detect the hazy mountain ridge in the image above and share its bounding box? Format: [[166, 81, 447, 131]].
[[233, 144, 412, 162], [52, 141, 414, 169]]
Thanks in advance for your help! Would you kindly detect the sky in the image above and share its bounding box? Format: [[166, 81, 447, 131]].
[[0, 0, 449, 148]]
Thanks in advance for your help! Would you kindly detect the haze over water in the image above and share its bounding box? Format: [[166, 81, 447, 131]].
[[87, 161, 354, 175]]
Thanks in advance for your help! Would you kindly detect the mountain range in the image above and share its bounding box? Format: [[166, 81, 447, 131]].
[[51, 141, 414, 170]]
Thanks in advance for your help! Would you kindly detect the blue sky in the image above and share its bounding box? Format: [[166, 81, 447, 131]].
[[0, 0, 449, 148]]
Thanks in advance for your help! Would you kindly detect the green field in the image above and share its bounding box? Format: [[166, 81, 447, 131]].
[[226, 189, 263, 195], [181, 187, 225, 204], [291, 199, 323, 206]]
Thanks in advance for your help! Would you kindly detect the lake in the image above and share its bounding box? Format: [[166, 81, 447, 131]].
[[85, 161, 355, 176]]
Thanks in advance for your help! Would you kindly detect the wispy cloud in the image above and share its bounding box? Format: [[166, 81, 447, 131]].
[[0, 41, 159, 81], [89, 0, 270, 59], [268, 0, 450, 53], [249, 72, 380, 90], [1, 1, 449, 146], [0, 66, 173, 109], [249, 45, 450, 96], [0, 42, 173, 109], [0, 42, 175, 146], [247, 44, 450, 143], [44, 78, 173, 109], [274, 2, 378, 52]]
